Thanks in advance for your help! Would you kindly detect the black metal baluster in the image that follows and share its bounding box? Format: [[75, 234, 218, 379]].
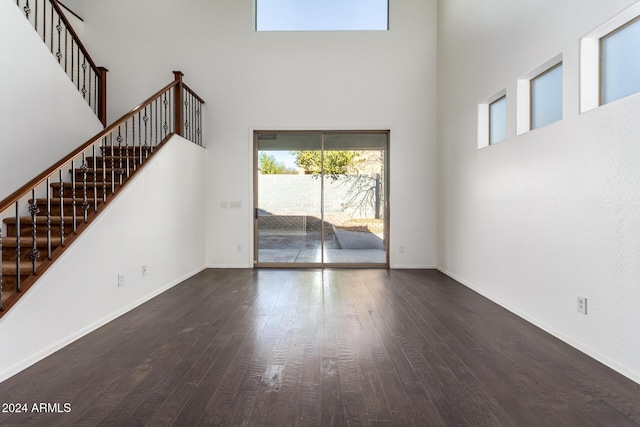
[[163, 92, 169, 139], [81, 153, 89, 223], [76, 44, 80, 90], [15, 202, 21, 293], [170, 89, 174, 134], [29, 190, 40, 274], [55, 14, 62, 63], [191, 95, 195, 142], [138, 112, 142, 165], [185, 92, 188, 141], [59, 170, 65, 247], [82, 58, 87, 99], [49, 6, 53, 54], [110, 134, 115, 194], [64, 28, 68, 73], [34, 0, 38, 33], [88, 68, 92, 108], [192, 94, 196, 142], [131, 116, 136, 172], [197, 102, 202, 146], [23, 0, 30, 19], [71, 159, 76, 233], [102, 137, 107, 202], [36, 0, 44, 44], [93, 145, 98, 212], [71, 39, 74, 88], [143, 107, 149, 159], [125, 122, 131, 176], [184, 96, 189, 141], [154, 98, 158, 150], [117, 128, 124, 185], [46, 178, 51, 259], [94, 73, 98, 114]]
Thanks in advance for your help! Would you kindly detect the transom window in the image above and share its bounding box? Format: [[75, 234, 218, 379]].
[[255, 0, 389, 31], [601, 16, 640, 105], [531, 63, 563, 129]]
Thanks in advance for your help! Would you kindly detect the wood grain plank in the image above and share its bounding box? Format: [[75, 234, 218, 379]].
[[1, 269, 640, 427]]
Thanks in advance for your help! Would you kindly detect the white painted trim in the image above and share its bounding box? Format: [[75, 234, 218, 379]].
[[390, 264, 436, 269], [580, 1, 640, 113], [517, 54, 563, 135], [436, 267, 640, 386], [0, 265, 206, 383], [478, 89, 506, 149], [207, 263, 253, 269]]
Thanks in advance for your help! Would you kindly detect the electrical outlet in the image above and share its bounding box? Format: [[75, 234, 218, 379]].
[[142, 265, 148, 277], [118, 274, 124, 287], [236, 244, 242, 252], [577, 296, 587, 314], [399, 245, 405, 253]]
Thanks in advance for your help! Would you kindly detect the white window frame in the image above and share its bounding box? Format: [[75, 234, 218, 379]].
[[517, 55, 563, 135], [478, 89, 507, 149], [580, 2, 640, 113]]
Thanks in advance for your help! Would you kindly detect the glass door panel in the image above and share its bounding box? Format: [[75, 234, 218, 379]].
[[256, 132, 323, 264], [322, 133, 387, 265]]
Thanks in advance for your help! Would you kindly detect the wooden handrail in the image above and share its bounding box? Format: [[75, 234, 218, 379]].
[[184, 83, 206, 104], [50, 0, 100, 76], [0, 78, 179, 213]]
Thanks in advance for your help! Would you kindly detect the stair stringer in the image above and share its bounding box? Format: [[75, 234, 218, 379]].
[[0, 135, 206, 383]]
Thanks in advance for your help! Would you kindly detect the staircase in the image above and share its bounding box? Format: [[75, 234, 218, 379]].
[[1, 147, 144, 303], [1, 0, 206, 316], [0, 72, 204, 316]]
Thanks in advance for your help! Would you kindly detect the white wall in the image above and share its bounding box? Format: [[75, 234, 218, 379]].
[[0, 136, 206, 382], [0, 0, 102, 200], [79, 0, 438, 268], [438, 0, 640, 383]]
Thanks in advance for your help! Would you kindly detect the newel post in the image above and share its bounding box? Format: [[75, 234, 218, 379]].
[[97, 67, 109, 127], [173, 71, 184, 137]]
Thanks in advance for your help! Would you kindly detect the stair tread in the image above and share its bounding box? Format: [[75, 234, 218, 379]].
[[94, 155, 141, 159], [32, 197, 99, 204], [1, 236, 53, 245], [51, 181, 121, 187], [73, 168, 128, 172], [3, 216, 85, 224], [1, 260, 45, 275]]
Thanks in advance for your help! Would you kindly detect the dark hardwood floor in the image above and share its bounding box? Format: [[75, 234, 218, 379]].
[[1, 269, 639, 426]]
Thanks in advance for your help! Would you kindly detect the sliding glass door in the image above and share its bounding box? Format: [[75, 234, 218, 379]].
[[254, 131, 388, 267]]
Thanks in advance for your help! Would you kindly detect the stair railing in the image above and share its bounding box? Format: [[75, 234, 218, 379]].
[[0, 71, 204, 313], [15, 0, 108, 126]]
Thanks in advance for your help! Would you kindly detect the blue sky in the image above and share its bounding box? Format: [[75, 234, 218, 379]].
[[265, 150, 298, 169], [256, 0, 388, 31]]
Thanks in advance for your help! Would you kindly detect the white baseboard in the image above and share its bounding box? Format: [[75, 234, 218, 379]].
[[436, 266, 640, 386], [0, 265, 206, 383]]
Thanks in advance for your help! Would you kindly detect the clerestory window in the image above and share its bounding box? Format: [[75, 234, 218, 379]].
[[255, 0, 389, 31], [601, 16, 640, 105]]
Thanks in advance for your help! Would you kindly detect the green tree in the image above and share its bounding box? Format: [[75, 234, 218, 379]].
[[290, 150, 356, 179], [259, 153, 297, 174]]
